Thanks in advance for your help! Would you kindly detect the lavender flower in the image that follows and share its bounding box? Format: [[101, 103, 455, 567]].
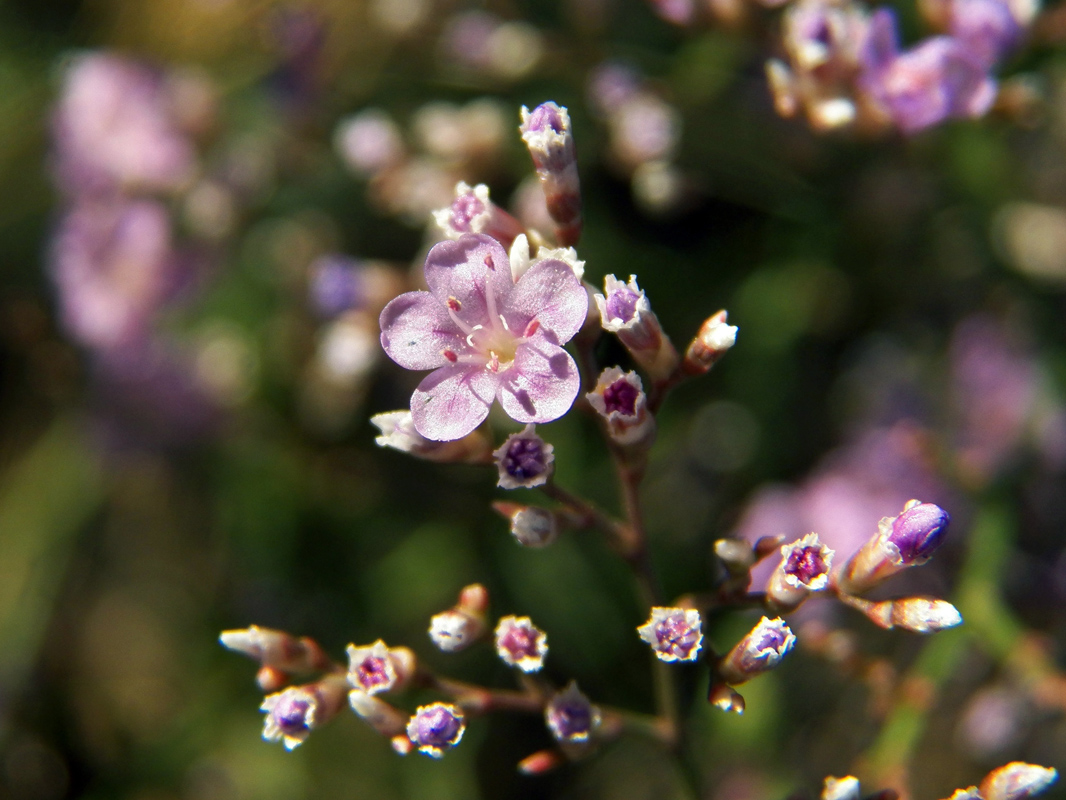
[[859, 11, 997, 134], [260, 677, 347, 750], [948, 0, 1029, 69], [767, 533, 834, 611], [52, 54, 195, 196], [545, 682, 601, 743], [494, 424, 555, 488], [836, 500, 951, 595], [50, 200, 184, 352], [407, 703, 466, 758], [494, 615, 548, 672], [379, 233, 587, 441], [637, 607, 703, 662], [717, 617, 796, 686], [346, 640, 415, 696], [587, 367, 655, 447], [519, 103, 581, 246]]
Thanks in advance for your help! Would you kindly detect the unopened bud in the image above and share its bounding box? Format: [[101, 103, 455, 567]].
[[519, 102, 581, 246], [545, 681, 601, 743], [518, 749, 565, 775], [637, 607, 703, 662], [823, 776, 861, 800], [943, 788, 982, 800], [841, 595, 962, 633], [349, 691, 410, 738], [717, 616, 796, 686], [683, 310, 738, 375], [493, 501, 560, 547], [594, 275, 679, 382], [429, 585, 489, 652], [220, 625, 331, 675], [836, 501, 951, 595], [371, 410, 493, 463], [980, 762, 1058, 800], [586, 367, 655, 448], [715, 538, 756, 576], [256, 665, 289, 692], [708, 682, 746, 714]]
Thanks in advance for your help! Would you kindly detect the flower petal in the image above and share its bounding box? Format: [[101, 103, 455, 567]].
[[503, 258, 588, 345], [498, 338, 580, 424], [423, 234, 513, 327], [380, 291, 463, 370], [411, 364, 498, 441]]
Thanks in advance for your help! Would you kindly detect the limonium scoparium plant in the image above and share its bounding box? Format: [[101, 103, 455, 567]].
[[378, 232, 587, 441]]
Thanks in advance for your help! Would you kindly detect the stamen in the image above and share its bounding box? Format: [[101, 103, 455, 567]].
[[499, 315, 510, 331], [484, 254, 495, 270], [465, 324, 483, 348], [523, 319, 540, 338], [442, 349, 458, 363], [448, 306, 475, 336], [487, 352, 500, 372], [447, 296, 462, 312]]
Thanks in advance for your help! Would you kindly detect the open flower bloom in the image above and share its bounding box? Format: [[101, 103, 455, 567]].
[[637, 607, 703, 662], [407, 703, 466, 758], [379, 233, 587, 441]]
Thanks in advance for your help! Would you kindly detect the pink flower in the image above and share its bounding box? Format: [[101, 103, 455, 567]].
[[379, 233, 587, 441]]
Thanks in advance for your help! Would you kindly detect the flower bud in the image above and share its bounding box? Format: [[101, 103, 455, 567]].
[[349, 691, 409, 738], [545, 681, 601, 743], [767, 533, 834, 612], [835, 500, 951, 595], [371, 410, 493, 464], [637, 607, 703, 662], [493, 502, 560, 547], [519, 102, 581, 246], [260, 674, 348, 750], [708, 682, 746, 714], [823, 777, 861, 800], [717, 616, 796, 686], [429, 584, 489, 652], [518, 749, 565, 775], [494, 615, 549, 672], [586, 367, 655, 448], [432, 181, 525, 248], [220, 625, 331, 675], [980, 762, 1058, 800], [407, 703, 466, 758], [683, 310, 738, 375], [346, 640, 416, 696], [493, 424, 555, 488], [594, 275, 678, 381], [943, 788, 982, 800], [715, 538, 756, 576]]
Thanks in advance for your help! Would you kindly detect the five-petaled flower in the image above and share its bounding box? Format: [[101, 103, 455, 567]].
[[379, 233, 588, 441]]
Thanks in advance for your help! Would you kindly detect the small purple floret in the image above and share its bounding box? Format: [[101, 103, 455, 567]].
[[354, 656, 390, 691], [785, 543, 828, 583], [545, 683, 598, 742], [503, 438, 549, 481], [450, 192, 486, 232], [655, 615, 700, 660], [527, 102, 567, 134], [273, 695, 312, 734], [408, 703, 465, 756], [888, 502, 950, 564], [604, 285, 641, 323], [949, 0, 1023, 69], [310, 255, 365, 317]]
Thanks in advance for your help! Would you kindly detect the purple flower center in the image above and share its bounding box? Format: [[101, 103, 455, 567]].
[[604, 286, 640, 323], [549, 699, 592, 738], [355, 656, 391, 691], [784, 545, 829, 584], [414, 706, 462, 746], [500, 624, 538, 659], [889, 503, 950, 563], [602, 379, 639, 416], [655, 615, 699, 658], [274, 696, 312, 733], [503, 437, 549, 480], [450, 193, 486, 232], [755, 628, 787, 654], [528, 103, 566, 134]]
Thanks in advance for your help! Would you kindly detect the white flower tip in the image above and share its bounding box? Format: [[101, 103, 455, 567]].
[[822, 776, 861, 800]]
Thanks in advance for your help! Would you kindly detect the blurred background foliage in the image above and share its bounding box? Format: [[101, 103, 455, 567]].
[[1, 0, 1066, 798]]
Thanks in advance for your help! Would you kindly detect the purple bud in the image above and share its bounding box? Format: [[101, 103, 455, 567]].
[[544, 682, 600, 743], [494, 615, 548, 672], [888, 502, 950, 564], [259, 678, 348, 750], [782, 533, 834, 588], [519, 103, 581, 246], [637, 607, 703, 662], [717, 616, 796, 686], [587, 367, 655, 447], [493, 424, 555, 489], [407, 703, 466, 758], [594, 275, 678, 380]]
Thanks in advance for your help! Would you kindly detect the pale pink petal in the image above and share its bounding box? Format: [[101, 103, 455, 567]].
[[411, 364, 499, 441], [423, 234, 513, 326], [503, 258, 588, 345], [380, 291, 464, 370], [498, 337, 580, 423]]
